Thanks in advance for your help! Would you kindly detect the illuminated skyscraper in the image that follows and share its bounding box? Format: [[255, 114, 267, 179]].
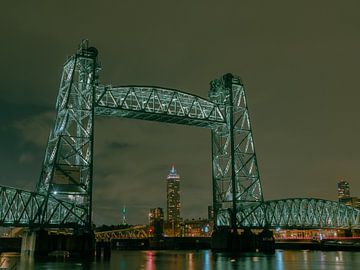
[[166, 165, 180, 223], [338, 179, 351, 204]]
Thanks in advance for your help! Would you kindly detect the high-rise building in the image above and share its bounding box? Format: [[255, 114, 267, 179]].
[[338, 179, 351, 204], [166, 165, 181, 223]]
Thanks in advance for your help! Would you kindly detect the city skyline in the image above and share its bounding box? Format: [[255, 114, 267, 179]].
[[1, 1, 360, 225]]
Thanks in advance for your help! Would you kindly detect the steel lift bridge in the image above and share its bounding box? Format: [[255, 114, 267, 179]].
[[0, 41, 359, 234]]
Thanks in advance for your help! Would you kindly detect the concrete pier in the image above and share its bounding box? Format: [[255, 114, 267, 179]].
[[211, 227, 275, 254], [21, 229, 95, 259], [95, 241, 111, 260]]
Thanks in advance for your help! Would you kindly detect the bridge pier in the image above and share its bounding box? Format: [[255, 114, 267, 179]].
[[211, 227, 275, 254], [258, 229, 275, 254], [95, 241, 111, 260], [21, 230, 49, 258], [21, 229, 95, 259]]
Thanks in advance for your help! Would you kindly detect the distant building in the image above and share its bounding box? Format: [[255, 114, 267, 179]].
[[166, 165, 181, 223], [149, 207, 164, 226], [208, 205, 214, 221], [148, 207, 164, 238], [181, 218, 212, 237], [338, 179, 351, 204]]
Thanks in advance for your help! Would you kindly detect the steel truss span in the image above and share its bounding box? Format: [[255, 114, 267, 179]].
[[232, 198, 360, 229], [0, 40, 359, 230], [0, 185, 86, 227], [95, 226, 148, 241], [95, 85, 225, 128], [263, 198, 360, 229]]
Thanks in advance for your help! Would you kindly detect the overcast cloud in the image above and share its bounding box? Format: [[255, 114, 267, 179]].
[[1, 1, 360, 225]]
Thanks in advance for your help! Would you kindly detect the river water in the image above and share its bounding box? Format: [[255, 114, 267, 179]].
[[3, 250, 360, 269]]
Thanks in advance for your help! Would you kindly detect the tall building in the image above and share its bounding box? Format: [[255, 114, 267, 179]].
[[338, 179, 351, 204], [166, 165, 181, 223]]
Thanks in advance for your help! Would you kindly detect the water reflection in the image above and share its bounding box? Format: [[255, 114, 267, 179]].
[[203, 250, 211, 270], [7, 249, 360, 269], [146, 251, 155, 270], [187, 252, 193, 270], [276, 250, 284, 270]]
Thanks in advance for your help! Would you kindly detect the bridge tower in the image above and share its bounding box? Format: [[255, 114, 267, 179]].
[[209, 73, 264, 231], [209, 74, 268, 251], [36, 40, 100, 229]]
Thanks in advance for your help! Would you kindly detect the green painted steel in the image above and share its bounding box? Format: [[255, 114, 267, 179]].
[[0, 41, 359, 230], [36, 41, 99, 229], [244, 198, 360, 229], [209, 74, 263, 230], [95, 85, 225, 128], [0, 185, 86, 227]]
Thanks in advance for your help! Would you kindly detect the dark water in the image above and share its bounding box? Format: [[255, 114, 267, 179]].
[[3, 250, 360, 269]]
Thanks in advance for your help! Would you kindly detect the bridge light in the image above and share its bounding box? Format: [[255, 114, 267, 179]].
[[53, 191, 58, 195], [276, 227, 281, 232]]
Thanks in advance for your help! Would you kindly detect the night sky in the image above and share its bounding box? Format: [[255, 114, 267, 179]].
[[1, 1, 360, 225]]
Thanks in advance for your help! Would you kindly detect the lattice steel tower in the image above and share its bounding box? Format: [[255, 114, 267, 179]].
[[36, 40, 99, 228], [209, 74, 263, 230]]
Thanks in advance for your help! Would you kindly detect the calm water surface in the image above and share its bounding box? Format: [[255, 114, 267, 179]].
[[4, 250, 360, 269]]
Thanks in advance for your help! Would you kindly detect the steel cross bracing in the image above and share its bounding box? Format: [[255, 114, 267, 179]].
[[0, 185, 86, 227], [95, 85, 225, 128], [36, 41, 99, 228], [95, 226, 148, 241], [209, 74, 263, 230], [263, 198, 360, 229], [227, 198, 360, 229], [1, 41, 359, 230]]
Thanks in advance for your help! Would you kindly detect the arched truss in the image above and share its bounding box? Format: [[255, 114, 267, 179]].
[[0, 41, 359, 230], [95, 226, 148, 241], [265, 198, 360, 229], [228, 198, 360, 229]]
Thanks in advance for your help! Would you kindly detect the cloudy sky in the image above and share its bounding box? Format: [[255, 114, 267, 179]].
[[1, 1, 360, 225]]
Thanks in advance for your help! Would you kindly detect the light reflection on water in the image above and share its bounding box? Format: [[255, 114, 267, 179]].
[[2, 250, 360, 270]]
